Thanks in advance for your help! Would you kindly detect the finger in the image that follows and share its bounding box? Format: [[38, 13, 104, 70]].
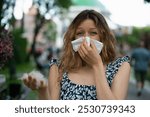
[[81, 42, 88, 55], [40, 80, 44, 87], [78, 47, 89, 63], [27, 75, 36, 89], [78, 46, 85, 58], [39, 80, 47, 89], [23, 78, 29, 86], [30, 78, 37, 90], [23, 78, 33, 89], [28, 75, 32, 81], [78, 49, 84, 58]]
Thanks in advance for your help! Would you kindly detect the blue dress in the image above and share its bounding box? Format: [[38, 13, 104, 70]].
[[49, 56, 130, 100]]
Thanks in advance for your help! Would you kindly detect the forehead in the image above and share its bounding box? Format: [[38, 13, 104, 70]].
[[77, 19, 96, 29]]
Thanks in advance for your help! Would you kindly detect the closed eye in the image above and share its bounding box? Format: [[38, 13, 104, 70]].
[[76, 32, 84, 36], [90, 31, 98, 35]]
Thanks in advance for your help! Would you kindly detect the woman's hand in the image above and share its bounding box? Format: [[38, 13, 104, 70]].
[[22, 74, 50, 99], [78, 39, 103, 67], [23, 75, 47, 91]]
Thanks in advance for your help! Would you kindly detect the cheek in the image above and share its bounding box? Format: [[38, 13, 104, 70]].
[[75, 35, 81, 39], [91, 35, 100, 41]]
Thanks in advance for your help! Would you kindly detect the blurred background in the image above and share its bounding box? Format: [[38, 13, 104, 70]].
[[0, 0, 150, 100]]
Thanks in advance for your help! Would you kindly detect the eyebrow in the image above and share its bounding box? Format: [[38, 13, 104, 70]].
[[77, 27, 97, 30]]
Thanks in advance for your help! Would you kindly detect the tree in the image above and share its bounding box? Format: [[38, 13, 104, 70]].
[[26, 0, 72, 70]]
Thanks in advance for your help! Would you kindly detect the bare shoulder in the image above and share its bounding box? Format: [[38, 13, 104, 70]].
[[115, 61, 131, 80], [121, 61, 131, 70], [118, 61, 131, 81], [112, 58, 131, 81], [116, 55, 131, 74]]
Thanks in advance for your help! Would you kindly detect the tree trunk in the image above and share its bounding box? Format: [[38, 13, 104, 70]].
[[26, 13, 45, 70]]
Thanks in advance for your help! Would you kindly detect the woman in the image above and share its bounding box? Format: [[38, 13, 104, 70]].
[[23, 9, 130, 100]]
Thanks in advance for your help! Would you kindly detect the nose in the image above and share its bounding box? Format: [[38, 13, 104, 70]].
[[84, 32, 90, 37]]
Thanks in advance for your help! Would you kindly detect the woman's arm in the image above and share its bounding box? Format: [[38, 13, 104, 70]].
[[92, 61, 130, 100], [48, 64, 60, 100], [78, 40, 130, 100], [110, 62, 131, 99]]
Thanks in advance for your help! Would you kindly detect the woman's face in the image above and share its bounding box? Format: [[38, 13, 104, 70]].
[[75, 19, 99, 41]]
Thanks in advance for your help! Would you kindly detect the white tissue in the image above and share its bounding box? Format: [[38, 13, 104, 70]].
[[21, 73, 28, 80], [92, 39, 103, 54], [86, 36, 90, 46], [71, 37, 83, 52], [71, 37, 103, 54], [21, 71, 47, 89]]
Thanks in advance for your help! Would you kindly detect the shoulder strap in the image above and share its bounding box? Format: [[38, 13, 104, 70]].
[[49, 58, 59, 68]]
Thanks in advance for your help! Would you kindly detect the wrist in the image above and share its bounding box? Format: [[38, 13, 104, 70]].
[[38, 87, 47, 93], [92, 59, 103, 69], [38, 87, 49, 99]]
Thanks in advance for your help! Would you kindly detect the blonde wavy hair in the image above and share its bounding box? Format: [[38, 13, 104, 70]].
[[59, 10, 116, 73]]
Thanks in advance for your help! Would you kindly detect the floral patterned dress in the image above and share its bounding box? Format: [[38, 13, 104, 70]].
[[49, 56, 130, 100]]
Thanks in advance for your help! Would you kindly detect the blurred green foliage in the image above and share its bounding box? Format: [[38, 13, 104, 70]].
[[43, 21, 57, 41], [116, 27, 150, 47], [12, 28, 28, 64], [56, 0, 73, 9]]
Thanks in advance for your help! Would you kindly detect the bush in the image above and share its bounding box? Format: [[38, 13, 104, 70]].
[[12, 28, 27, 64]]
